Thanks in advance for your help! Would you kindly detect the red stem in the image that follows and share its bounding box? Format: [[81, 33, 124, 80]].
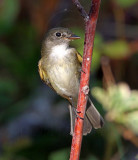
[[70, 0, 101, 160]]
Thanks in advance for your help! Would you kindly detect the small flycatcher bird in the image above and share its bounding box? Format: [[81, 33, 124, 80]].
[[38, 27, 104, 135]]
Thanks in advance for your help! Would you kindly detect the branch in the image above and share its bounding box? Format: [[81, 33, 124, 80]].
[[70, 0, 101, 160], [101, 56, 115, 88], [72, 0, 89, 21]]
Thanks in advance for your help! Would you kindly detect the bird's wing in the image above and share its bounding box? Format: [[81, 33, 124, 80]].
[[75, 50, 83, 64], [38, 59, 54, 90]]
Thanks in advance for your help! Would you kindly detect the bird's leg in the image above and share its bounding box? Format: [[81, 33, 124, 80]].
[[69, 96, 84, 120], [73, 108, 84, 120], [78, 68, 86, 74]]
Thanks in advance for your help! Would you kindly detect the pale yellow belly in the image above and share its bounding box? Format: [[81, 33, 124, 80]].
[[47, 63, 80, 98]]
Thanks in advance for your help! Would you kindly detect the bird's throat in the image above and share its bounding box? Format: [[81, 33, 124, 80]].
[[50, 43, 69, 58]]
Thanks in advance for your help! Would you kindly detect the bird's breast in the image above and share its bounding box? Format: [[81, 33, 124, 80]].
[[46, 49, 80, 97]]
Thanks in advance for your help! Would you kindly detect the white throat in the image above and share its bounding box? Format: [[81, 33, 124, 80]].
[[51, 44, 69, 58]]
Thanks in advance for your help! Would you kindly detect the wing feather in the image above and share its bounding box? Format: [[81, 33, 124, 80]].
[[38, 59, 54, 90], [75, 51, 83, 64]]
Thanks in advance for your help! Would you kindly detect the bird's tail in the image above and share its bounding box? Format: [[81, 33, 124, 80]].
[[69, 98, 104, 136]]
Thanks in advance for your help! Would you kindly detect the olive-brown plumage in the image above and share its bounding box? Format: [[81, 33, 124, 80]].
[[38, 27, 104, 135]]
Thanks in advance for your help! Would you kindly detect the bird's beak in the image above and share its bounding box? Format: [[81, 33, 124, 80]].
[[67, 34, 80, 40]]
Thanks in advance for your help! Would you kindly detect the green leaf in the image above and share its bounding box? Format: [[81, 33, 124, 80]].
[[125, 111, 138, 134], [48, 149, 69, 160], [70, 28, 102, 72], [92, 83, 138, 134], [70, 27, 84, 55], [91, 49, 101, 72], [116, 0, 138, 8], [103, 40, 130, 59]]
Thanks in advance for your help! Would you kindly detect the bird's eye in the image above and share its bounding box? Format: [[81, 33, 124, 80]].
[[56, 32, 61, 37]]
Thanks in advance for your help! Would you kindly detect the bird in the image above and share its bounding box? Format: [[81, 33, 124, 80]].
[[38, 27, 104, 135]]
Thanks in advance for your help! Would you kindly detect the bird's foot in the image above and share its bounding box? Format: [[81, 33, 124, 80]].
[[78, 68, 86, 74], [74, 108, 84, 120]]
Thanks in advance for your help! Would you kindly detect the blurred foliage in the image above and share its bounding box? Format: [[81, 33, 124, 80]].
[[92, 83, 138, 134], [71, 28, 103, 72], [0, 0, 20, 35], [71, 27, 133, 74], [0, 0, 138, 159], [1, 138, 31, 160], [48, 148, 69, 160], [115, 0, 138, 8], [103, 40, 130, 59]]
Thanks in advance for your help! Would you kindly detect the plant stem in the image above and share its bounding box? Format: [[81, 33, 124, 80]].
[[70, 0, 101, 160]]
